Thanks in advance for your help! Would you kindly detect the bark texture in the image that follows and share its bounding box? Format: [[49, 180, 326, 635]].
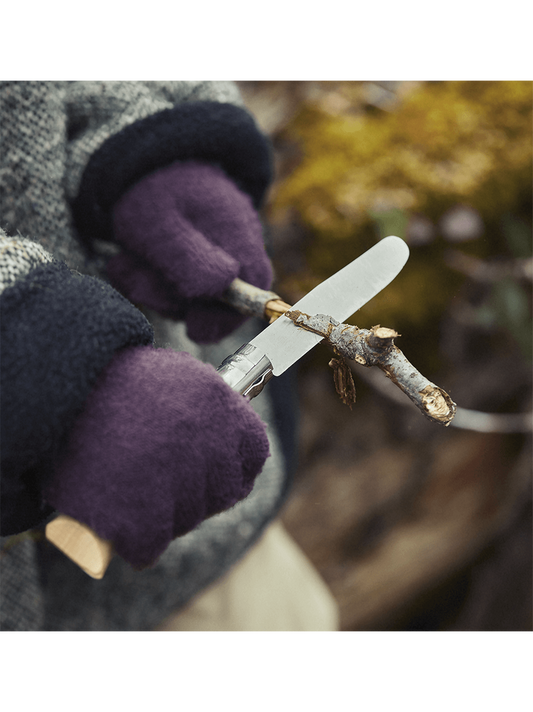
[[285, 310, 457, 426]]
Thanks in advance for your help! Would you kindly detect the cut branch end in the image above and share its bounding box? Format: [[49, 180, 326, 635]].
[[285, 309, 457, 426], [419, 385, 457, 426]]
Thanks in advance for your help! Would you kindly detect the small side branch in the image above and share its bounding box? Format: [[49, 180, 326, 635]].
[[285, 310, 457, 426]]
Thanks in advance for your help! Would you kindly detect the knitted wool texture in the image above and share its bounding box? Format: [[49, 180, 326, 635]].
[[44, 345, 271, 569], [107, 161, 273, 343], [0, 260, 154, 535]]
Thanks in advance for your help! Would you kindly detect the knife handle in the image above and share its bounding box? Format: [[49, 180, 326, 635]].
[[218, 279, 289, 398], [45, 514, 112, 579]]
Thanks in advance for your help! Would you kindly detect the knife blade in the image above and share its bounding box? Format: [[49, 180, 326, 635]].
[[217, 235, 409, 398]]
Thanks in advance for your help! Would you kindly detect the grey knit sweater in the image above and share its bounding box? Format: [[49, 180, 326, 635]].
[[0, 81, 291, 630]]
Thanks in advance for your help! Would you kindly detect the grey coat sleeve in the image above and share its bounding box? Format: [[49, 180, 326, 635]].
[[62, 81, 245, 202]]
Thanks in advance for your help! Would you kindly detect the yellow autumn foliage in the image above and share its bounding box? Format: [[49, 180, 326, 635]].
[[270, 81, 532, 344], [273, 81, 531, 236]]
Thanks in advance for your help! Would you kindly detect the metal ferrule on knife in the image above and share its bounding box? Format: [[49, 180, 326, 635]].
[[217, 343, 274, 399]]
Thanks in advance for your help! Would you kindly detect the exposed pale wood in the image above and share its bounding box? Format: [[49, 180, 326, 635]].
[[45, 515, 113, 579], [265, 298, 291, 323]]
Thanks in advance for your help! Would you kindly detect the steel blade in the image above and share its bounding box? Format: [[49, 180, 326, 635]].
[[251, 235, 409, 375]]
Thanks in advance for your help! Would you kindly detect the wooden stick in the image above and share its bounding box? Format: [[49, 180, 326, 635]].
[[45, 514, 113, 579], [284, 310, 456, 426]]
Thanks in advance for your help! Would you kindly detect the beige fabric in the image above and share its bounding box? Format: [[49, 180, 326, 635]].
[[155, 521, 339, 631]]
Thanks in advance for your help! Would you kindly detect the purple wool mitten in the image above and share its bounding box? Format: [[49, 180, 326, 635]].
[[107, 161, 273, 344], [43, 345, 270, 569]]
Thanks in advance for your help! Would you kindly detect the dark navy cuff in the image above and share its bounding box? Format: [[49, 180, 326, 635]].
[[72, 101, 273, 246], [0, 260, 154, 535]]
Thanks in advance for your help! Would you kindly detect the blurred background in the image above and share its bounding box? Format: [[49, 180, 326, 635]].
[[238, 80, 532, 631]]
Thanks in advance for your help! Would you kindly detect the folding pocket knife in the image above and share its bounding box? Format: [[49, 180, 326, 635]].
[[218, 235, 410, 398]]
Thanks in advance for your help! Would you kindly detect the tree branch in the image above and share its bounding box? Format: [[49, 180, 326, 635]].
[[284, 310, 457, 426], [444, 250, 533, 284], [222, 277, 291, 322]]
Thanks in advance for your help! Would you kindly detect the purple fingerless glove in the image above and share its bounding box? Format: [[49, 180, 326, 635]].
[[107, 161, 273, 343], [43, 345, 270, 569]]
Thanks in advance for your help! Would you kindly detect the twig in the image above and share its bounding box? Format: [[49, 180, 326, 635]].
[[355, 365, 532, 433], [450, 408, 532, 433], [445, 250, 533, 283], [222, 277, 291, 322], [284, 310, 457, 426]]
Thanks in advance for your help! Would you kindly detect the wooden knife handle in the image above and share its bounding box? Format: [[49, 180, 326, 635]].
[[45, 515, 113, 579]]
